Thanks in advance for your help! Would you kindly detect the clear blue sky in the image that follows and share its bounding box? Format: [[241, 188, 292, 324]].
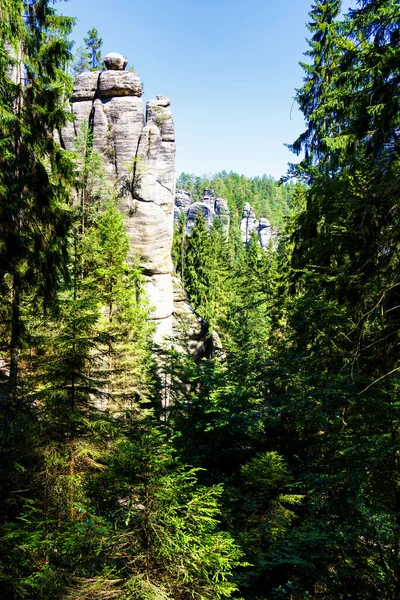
[[59, 0, 354, 180]]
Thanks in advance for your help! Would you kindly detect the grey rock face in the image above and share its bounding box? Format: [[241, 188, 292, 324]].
[[186, 202, 215, 233], [240, 204, 273, 249], [61, 56, 176, 344], [258, 217, 272, 248], [104, 52, 128, 71], [102, 96, 144, 176], [215, 197, 230, 231], [71, 71, 99, 101], [240, 202, 258, 244], [99, 71, 142, 98], [174, 188, 230, 236], [146, 96, 175, 142], [175, 189, 192, 212]]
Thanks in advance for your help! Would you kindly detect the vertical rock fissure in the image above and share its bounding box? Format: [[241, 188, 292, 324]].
[[131, 132, 142, 200]]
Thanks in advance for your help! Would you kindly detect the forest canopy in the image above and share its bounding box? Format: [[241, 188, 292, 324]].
[[0, 0, 399, 599]]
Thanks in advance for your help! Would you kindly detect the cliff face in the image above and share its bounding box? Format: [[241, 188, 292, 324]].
[[61, 53, 176, 343]]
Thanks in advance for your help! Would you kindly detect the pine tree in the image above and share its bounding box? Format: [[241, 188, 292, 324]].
[[290, 0, 342, 171], [172, 211, 187, 280], [0, 0, 74, 402], [268, 0, 400, 596], [184, 211, 211, 318], [71, 45, 90, 75], [83, 27, 103, 71]]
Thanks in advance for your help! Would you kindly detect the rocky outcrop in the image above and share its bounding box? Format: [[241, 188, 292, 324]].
[[240, 203, 273, 249], [61, 53, 175, 343], [174, 188, 230, 236]]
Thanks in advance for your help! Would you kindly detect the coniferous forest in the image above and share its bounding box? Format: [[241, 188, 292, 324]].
[[1, 1, 400, 598]]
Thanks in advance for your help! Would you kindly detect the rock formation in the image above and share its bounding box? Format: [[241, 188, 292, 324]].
[[240, 203, 273, 249], [61, 53, 176, 343], [174, 188, 230, 236], [174, 191, 274, 249]]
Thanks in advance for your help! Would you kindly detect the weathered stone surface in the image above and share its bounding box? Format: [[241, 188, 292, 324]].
[[102, 96, 144, 176], [60, 106, 75, 151], [72, 101, 94, 134], [135, 123, 176, 220], [123, 199, 173, 274], [104, 52, 128, 71], [146, 96, 175, 142], [174, 188, 230, 236], [186, 202, 215, 233], [215, 197, 230, 234], [71, 71, 99, 101], [90, 100, 115, 178], [144, 274, 174, 321], [175, 189, 192, 212], [99, 71, 142, 98], [66, 56, 176, 343], [258, 217, 272, 248], [240, 202, 259, 244]]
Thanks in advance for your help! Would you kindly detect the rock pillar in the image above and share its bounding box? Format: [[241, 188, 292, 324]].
[[61, 54, 176, 343]]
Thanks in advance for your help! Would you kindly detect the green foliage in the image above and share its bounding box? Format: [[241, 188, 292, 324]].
[[2, 2, 400, 599], [177, 171, 295, 229], [0, 1, 74, 394], [83, 27, 103, 71], [71, 45, 91, 76]]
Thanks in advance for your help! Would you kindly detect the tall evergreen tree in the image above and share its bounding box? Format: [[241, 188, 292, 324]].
[[71, 45, 91, 75], [0, 0, 74, 402], [184, 211, 211, 318], [290, 0, 342, 171], [83, 27, 103, 71], [267, 0, 400, 596]]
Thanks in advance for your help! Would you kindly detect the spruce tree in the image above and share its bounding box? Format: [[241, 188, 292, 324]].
[[0, 0, 74, 402], [83, 27, 103, 71], [71, 45, 91, 75], [184, 211, 211, 318], [268, 0, 400, 596]]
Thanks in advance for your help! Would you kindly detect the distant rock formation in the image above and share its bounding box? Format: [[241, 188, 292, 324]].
[[174, 191, 274, 249], [174, 188, 230, 235], [61, 53, 175, 343], [240, 203, 273, 249]]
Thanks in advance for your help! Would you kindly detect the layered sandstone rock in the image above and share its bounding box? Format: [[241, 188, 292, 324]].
[[61, 54, 176, 343], [174, 188, 230, 236], [240, 203, 273, 249]]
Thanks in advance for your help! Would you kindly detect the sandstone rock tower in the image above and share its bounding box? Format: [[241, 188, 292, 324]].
[[61, 53, 176, 343], [174, 188, 230, 236], [240, 203, 273, 248]]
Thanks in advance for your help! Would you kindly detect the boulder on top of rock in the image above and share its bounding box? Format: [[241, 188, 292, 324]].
[[104, 52, 128, 71], [63, 57, 176, 344], [99, 71, 143, 98]]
